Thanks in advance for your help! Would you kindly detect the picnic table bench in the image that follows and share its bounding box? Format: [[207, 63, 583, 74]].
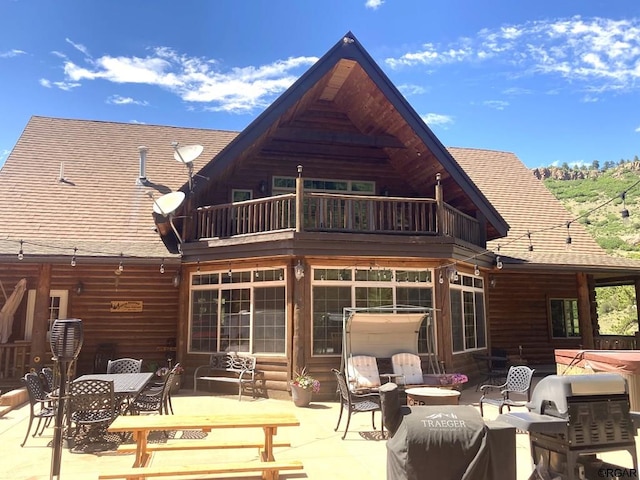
[[103, 412, 302, 480], [193, 352, 258, 400]]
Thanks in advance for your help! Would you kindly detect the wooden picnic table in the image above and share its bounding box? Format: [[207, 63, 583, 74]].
[[105, 412, 301, 480]]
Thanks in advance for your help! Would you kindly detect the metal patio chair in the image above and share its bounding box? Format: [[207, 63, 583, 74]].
[[68, 379, 117, 446], [21, 372, 56, 447], [106, 358, 143, 374], [129, 363, 179, 416], [332, 368, 383, 439], [479, 365, 535, 416]]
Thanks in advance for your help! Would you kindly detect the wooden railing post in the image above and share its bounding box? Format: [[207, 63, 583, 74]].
[[435, 173, 443, 235], [296, 165, 304, 233]]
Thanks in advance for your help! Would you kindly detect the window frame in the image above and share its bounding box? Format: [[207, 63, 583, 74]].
[[548, 297, 580, 339], [187, 267, 287, 355], [449, 272, 487, 353]]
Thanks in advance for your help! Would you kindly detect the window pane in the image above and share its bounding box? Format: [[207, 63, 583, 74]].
[[475, 292, 486, 348], [463, 291, 476, 349], [355, 287, 393, 308], [191, 290, 219, 352], [253, 287, 286, 354], [397, 287, 434, 353], [220, 289, 251, 352], [451, 290, 463, 352], [312, 286, 351, 355]]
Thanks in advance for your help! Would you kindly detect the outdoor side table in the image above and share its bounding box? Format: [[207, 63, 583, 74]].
[[405, 387, 460, 406]]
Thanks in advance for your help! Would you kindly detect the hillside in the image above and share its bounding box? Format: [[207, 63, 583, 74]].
[[536, 160, 640, 335]]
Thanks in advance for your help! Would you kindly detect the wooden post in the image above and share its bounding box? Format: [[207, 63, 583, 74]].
[[434, 264, 453, 369], [576, 272, 594, 349], [435, 173, 443, 235], [291, 259, 305, 380], [30, 263, 52, 371], [295, 165, 303, 233]]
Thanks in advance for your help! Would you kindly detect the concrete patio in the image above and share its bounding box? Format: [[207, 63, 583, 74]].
[[1, 380, 637, 480]]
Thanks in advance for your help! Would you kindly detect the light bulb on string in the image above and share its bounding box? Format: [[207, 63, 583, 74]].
[[474, 264, 480, 276], [527, 231, 533, 252], [71, 247, 77, 267], [438, 272, 444, 284], [496, 255, 503, 270], [565, 222, 572, 249], [17, 240, 24, 260], [160, 259, 165, 274], [621, 192, 630, 223], [118, 253, 124, 272]]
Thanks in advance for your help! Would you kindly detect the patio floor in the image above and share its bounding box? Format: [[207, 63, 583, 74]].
[[1, 379, 638, 479]]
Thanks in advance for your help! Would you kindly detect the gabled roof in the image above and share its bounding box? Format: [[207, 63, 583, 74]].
[[0, 116, 237, 260], [186, 32, 509, 240]]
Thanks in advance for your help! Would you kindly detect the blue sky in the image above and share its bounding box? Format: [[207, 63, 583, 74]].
[[1, 0, 639, 169]]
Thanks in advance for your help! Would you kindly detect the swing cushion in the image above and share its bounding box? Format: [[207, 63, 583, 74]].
[[347, 355, 381, 390], [391, 353, 424, 385]]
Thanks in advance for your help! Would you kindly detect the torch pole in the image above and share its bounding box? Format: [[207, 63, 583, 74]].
[[50, 360, 67, 480]]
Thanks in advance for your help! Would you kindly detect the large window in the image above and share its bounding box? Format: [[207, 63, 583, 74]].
[[450, 273, 486, 353], [550, 298, 579, 338], [311, 267, 434, 356], [189, 268, 286, 354]]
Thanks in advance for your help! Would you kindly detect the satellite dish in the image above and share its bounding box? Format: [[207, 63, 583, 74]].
[[173, 144, 203, 165], [153, 191, 185, 216]]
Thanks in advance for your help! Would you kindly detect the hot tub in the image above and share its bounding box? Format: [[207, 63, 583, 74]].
[[555, 349, 640, 411]]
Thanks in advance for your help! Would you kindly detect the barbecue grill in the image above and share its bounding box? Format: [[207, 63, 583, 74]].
[[499, 373, 639, 480]]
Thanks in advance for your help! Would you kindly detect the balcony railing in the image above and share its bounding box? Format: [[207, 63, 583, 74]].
[[0, 342, 30, 381], [194, 192, 482, 246], [594, 334, 637, 350]]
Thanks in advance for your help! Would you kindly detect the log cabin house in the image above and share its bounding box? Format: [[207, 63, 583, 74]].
[[1, 32, 640, 398]]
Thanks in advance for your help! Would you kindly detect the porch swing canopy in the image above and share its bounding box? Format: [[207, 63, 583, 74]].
[[343, 307, 432, 359]]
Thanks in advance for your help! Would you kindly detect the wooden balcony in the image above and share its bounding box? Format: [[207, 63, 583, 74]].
[[193, 192, 483, 246]]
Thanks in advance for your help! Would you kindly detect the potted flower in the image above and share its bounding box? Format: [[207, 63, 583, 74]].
[[439, 373, 469, 391], [290, 367, 320, 407], [170, 364, 185, 393]]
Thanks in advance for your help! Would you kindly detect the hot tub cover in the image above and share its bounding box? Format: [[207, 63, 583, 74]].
[[386, 405, 496, 480]]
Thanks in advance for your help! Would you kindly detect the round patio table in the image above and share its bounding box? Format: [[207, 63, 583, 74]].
[[405, 387, 460, 406]]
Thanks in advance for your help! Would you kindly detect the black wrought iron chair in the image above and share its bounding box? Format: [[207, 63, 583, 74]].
[[129, 363, 179, 416], [68, 379, 117, 446], [40, 366, 56, 393], [21, 372, 56, 447], [479, 365, 535, 416], [106, 358, 143, 374], [332, 368, 383, 440], [473, 347, 510, 391]]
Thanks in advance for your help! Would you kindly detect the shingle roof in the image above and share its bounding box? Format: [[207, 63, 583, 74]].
[[450, 147, 640, 272], [2, 117, 639, 274], [0, 116, 237, 260]]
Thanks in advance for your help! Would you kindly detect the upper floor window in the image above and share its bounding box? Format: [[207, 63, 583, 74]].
[[550, 298, 579, 338], [272, 176, 375, 195]]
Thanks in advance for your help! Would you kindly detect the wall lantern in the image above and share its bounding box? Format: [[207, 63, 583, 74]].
[[172, 271, 181, 288], [75, 281, 84, 295], [258, 180, 267, 194], [294, 260, 305, 281]]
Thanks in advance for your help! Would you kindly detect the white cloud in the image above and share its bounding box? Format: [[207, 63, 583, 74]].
[[65, 38, 91, 58], [502, 87, 532, 96], [635, 126, 640, 133], [421, 113, 454, 127], [129, 119, 146, 124], [385, 16, 640, 93], [107, 95, 149, 106], [49, 42, 318, 113], [397, 84, 428, 96], [483, 100, 509, 110], [40, 78, 80, 91], [0, 149, 10, 163], [0, 49, 26, 58], [365, 0, 384, 10]]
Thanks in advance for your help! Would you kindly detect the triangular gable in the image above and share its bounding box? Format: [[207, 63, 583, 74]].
[[182, 32, 508, 239]]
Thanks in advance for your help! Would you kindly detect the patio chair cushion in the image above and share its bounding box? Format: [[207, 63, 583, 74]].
[[346, 355, 381, 390], [391, 353, 423, 385]]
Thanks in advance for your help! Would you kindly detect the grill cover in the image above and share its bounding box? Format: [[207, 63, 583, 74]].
[[381, 383, 514, 480]]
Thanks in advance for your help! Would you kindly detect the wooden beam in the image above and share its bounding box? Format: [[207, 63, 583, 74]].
[[577, 272, 594, 348], [30, 263, 51, 371], [272, 127, 406, 148]]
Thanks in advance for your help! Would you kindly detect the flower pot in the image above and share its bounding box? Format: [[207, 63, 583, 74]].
[[291, 383, 313, 407]]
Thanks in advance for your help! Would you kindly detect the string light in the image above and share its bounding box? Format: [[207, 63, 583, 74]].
[[17, 240, 23, 260], [474, 264, 480, 276], [118, 253, 124, 272], [565, 222, 572, 247], [438, 272, 444, 284], [160, 259, 165, 274], [71, 247, 77, 267], [496, 255, 503, 270], [621, 192, 630, 223]]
